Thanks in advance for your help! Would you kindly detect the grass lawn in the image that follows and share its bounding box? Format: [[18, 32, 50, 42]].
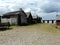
[[25, 23, 60, 34]]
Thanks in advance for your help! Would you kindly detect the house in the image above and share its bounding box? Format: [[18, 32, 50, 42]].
[[26, 12, 33, 24], [32, 15, 42, 24], [37, 16, 42, 23], [32, 16, 38, 23], [56, 15, 60, 26], [0, 16, 1, 24], [3, 8, 27, 25], [0, 16, 10, 29], [2, 12, 18, 25], [42, 20, 55, 24]]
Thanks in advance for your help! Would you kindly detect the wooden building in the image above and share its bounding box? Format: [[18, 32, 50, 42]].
[[32, 16, 42, 24], [0, 16, 10, 28], [37, 16, 42, 23], [26, 12, 33, 24], [32, 16, 38, 23], [56, 15, 60, 26], [0, 16, 1, 24], [3, 8, 27, 25]]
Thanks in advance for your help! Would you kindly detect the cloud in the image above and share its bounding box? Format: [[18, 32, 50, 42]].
[[40, 0, 60, 13], [24, 8, 31, 12], [0, 0, 60, 17]]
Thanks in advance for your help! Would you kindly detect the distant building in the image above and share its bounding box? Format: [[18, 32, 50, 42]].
[[32, 15, 42, 24], [3, 8, 27, 25], [0, 16, 1, 24], [56, 15, 60, 26], [42, 20, 55, 24], [37, 16, 42, 23]]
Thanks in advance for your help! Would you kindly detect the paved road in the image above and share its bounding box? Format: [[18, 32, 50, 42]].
[[0, 26, 60, 45]]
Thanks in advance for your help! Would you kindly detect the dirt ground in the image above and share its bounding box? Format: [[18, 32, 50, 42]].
[[0, 25, 60, 45]]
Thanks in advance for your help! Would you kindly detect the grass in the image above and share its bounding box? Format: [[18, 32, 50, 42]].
[[38, 23, 60, 33], [25, 23, 60, 34], [0, 23, 60, 34]]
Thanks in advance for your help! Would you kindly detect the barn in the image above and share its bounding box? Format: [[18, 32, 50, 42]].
[[3, 8, 27, 25], [56, 15, 60, 26]]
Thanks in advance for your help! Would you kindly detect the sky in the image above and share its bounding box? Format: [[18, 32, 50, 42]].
[[0, 0, 60, 20]]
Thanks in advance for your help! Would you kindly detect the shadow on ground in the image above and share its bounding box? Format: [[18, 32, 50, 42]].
[[0, 28, 13, 31], [19, 23, 40, 26]]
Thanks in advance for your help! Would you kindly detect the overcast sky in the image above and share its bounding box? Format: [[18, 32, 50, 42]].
[[0, 0, 60, 17]]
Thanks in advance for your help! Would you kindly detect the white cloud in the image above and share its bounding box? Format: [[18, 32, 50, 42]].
[[24, 8, 31, 12], [0, 0, 60, 17]]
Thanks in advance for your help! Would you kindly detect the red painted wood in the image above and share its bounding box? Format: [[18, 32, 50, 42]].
[[56, 20, 60, 26]]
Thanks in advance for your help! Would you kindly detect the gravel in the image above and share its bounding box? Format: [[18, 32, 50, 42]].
[[0, 26, 60, 45]]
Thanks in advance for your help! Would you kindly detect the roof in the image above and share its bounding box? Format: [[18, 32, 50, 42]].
[[25, 12, 31, 17], [3, 8, 25, 16], [3, 11, 24, 16], [32, 15, 38, 19], [56, 15, 60, 20], [4, 11, 20, 15], [2, 9, 27, 18], [42, 15, 56, 20]]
